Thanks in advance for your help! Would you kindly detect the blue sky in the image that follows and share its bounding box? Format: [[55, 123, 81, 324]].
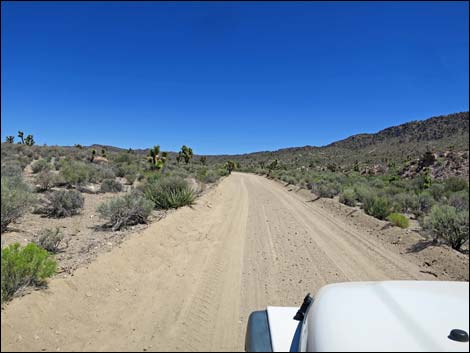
[[1, 1, 468, 155]]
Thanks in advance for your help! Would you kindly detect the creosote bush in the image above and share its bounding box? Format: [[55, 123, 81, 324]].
[[364, 196, 392, 220], [1, 176, 35, 233], [100, 179, 123, 193], [35, 170, 57, 192], [31, 159, 51, 174], [97, 190, 153, 230], [424, 205, 469, 251], [1, 243, 57, 303], [339, 188, 357, 206], [39, 190, 84, 218]]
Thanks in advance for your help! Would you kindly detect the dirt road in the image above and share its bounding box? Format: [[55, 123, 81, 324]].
[[1, 173, 436, 352]]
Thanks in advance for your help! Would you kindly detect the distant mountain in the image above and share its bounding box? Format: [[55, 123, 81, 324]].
[[327, 112, 469, 150], [206, 112, 469, 177]]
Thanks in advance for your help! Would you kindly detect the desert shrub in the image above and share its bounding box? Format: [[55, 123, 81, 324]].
[[370, 178, 386, 189], [203, 170, 219, 183], [31, 159, 51, 174], [310, 181, 340, 198], [217, 168, 230, 177], [424, 205, 469, 251], [144, 176, 195, 209], [114, 163, 140, 185], [53, 157, 62, 171], [449, 190, 469, 211], [364, 196, 392, 220], [196, 168, 219, 184], [33, 228, 64, 253], [100, 179, 123, 193], [60, 160, 90, 186], [417, 191, 436, 214], [88, 164, 116, 183], [339, 188, 357, 206], [386, 213, 409, 228], [97, 190, 153, 230], [354, 184, 374, 204], [443, 177, 469, 193], [35, 170, 57, 192], [393, 193, 419, 214], [1, 163, 23, 178], [1, 176, 35, 233], [283, 176, 298, 185], [39, 190, 84, 218], [428, 183, 446, 201], [1, 243, 57, 303]]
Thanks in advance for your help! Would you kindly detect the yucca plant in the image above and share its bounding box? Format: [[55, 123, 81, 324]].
[[144, 176, 195, 209]]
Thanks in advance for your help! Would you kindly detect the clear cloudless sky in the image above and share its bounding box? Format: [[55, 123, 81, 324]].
[[1, 1, 469, 155]]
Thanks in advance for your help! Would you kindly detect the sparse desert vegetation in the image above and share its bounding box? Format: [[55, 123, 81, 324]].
[[1, 141, 229, 303], [1, 112, 468, 307], [233, 112, 469, 252]]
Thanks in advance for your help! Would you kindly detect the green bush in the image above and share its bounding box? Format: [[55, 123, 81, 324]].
[[417, 191, 436, 215], [31, 159, 51, 174], [97, 191, 153, 230], [196, 168, 219, 184], [1, 176, 35, 233], [393, 193, 419, 214], [88, 165, 116, 184], [309, 181, 340, 198], [364, 196, 392, 220], [100, 179, 123, 193], [443, 177, 469, 193], [386, 213, 409, 228], [35, 170, 57, 192], [60, 160, 90, 186], [354, 184, 374, 204], [144, 176, 195, 209], [39, 190, 84, 218], [1, 163, 23, 178], [449, 190, 469, 211], [424, 205, 469, 251], [34, 228, 65, 253], [339, 188, 357, 206], [1, 243, 57, 303], [428, 183, 446, 201]]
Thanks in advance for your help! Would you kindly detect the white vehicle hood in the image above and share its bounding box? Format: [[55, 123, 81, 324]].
[[306, 281, 469, 352]]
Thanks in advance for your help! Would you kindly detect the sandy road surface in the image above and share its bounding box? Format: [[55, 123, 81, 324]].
[[1, 172, 435, 352]]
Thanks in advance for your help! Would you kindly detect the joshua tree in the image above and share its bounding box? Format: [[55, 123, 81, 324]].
[[5, 136, 14, 143], [176, 151, 182, 164], [24, 134, 35, 146], [225, 160, 236, 174], [18, 131, 24, 144], [90, 149, 96, 162], [101, 149, 107, 158], [180, 145, 193, 164], [200, 156, 207, 166], [148, 145, 167, 171], [149, 145, 160, 165]]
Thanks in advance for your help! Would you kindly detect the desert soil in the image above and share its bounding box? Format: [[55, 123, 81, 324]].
[[1, 172, 468, 352]]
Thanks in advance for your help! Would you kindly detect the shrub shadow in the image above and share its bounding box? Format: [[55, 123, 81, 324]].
[[406, 239, 437, 253]]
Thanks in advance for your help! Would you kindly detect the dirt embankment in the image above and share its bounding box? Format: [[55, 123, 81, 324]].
[[2, 173, 468, 352]]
